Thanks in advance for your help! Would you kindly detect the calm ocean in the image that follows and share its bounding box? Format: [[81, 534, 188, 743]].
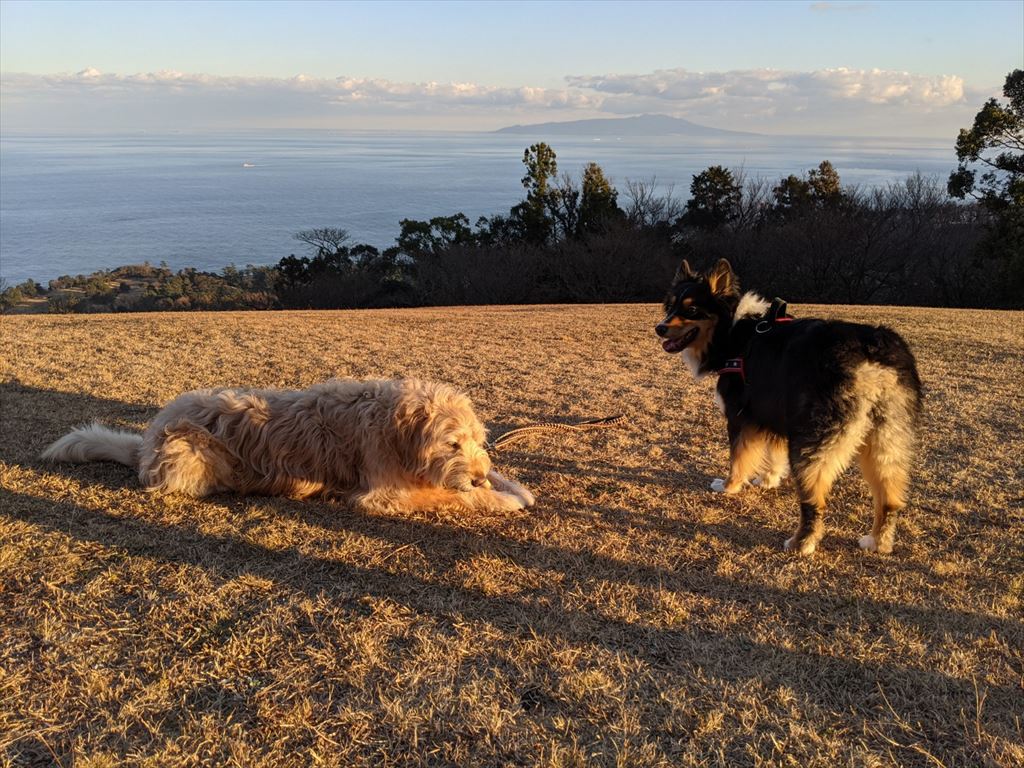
[[0, 131, 954, 285]]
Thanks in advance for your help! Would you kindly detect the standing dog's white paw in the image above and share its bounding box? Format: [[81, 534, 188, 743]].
[[710, 478, 727, 493], [859, 534, 892, 554]]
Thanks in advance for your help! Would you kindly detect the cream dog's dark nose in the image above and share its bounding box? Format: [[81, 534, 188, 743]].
[[471, 476, 487, 487]]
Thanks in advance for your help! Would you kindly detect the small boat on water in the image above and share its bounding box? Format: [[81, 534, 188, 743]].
[[242, 162, 255, 168]]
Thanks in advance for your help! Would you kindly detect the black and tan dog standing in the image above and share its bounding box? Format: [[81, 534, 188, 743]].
[[657, 259, 922, 555]]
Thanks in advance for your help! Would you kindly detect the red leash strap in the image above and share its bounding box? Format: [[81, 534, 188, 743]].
[[717, 357, 745, 383]]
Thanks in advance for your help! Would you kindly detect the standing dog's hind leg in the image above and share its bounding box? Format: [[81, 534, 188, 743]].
[[857, 419, 912, 554], [785, 451, 832, 556]]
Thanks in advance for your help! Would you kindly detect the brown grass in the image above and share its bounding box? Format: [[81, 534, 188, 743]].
[[1, 303, 1022, 767]]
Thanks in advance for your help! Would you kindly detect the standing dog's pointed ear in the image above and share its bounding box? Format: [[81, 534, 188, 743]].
[[674, 259, 696, 282], [706, 258, 737, 296]]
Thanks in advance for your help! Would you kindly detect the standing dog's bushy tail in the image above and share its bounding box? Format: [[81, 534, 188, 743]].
[[40, 423, 142, 467]]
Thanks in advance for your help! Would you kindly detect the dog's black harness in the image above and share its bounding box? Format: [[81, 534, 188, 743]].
[[717, 298, 794, 383], [756, 298, 795, 333]]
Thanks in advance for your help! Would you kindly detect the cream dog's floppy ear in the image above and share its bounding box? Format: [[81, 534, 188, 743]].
[[392, 399, 432, 474]]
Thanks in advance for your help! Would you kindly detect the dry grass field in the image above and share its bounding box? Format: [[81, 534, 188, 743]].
[[1, 303, 1022, 767]]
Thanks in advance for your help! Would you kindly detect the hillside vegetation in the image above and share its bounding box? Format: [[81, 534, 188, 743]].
[[1, 303, 1022, 766]]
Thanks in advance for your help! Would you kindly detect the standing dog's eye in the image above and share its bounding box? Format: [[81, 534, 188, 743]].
[[449, 441, 461, 451]]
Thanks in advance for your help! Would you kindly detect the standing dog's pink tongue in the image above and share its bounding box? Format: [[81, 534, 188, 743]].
[[661, 328, 697, 353]]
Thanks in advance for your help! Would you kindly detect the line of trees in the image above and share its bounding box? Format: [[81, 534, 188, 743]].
[[270, 69, 1022, 311], [4, 69, 1020, 313], [274, 164, 993, 309]]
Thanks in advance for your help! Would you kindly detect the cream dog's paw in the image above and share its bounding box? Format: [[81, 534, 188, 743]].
[[492, 491, 527, 512], [488, 470, 535, 507]]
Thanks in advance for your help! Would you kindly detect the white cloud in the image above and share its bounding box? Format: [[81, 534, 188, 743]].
[[565, 67, 966, 110], [561, 66, 973, 135], [3, 69, 600, 110], [0, 65, 979, 135]]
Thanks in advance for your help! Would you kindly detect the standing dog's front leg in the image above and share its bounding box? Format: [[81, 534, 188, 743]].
[[711, 422, 768, 494], [751, 436, 790, 489]]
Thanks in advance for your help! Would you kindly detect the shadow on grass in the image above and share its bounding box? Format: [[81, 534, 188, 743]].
[[3, 381, 1022, 756], [507, 449, 699, 492], [3, 486, 1021, 737], [4, 381, 1020, 641], [0, 379, 158, 458]]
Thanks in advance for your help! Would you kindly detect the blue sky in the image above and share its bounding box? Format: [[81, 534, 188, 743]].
[[1, 0, 1021, 135]]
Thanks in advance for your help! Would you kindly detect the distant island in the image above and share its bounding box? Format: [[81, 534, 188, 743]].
[[495, 113, 757, 138]]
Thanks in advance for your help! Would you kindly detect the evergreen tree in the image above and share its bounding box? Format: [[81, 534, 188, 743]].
[[516, 142, 559, 244], [808, 160, 842, 203], [948, 69, 1024, 307], [773, 162, 843, 215], [772, 174, 813, 211], [397, 214, 474, 257], [948, 69, 1023, 211], [578, 162, 621, 234], [683, 166, 742, 229]]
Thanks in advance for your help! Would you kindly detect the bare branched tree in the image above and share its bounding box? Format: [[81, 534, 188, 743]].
[[623, 177, 683, 229], [293, 228, 350, 256]]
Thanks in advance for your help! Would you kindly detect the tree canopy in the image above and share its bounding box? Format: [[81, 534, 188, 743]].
[[516, 142, 559, 244], [683, 166, 741, 229], [947, 69, 1024, 210]]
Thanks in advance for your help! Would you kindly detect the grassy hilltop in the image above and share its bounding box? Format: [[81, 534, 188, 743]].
[[1, 303, 1022, 766]]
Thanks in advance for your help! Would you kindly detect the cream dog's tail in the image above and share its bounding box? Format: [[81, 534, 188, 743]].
[[41, 423, 142, 467]]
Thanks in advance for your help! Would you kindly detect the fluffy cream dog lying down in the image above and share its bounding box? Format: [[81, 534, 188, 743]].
[[41, 378, 535, 513]]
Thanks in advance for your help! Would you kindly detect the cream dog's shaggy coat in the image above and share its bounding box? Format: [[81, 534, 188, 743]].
[[41, 378, 535, 513]]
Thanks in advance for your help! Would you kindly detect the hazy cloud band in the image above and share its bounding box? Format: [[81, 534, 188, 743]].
[[0, 65, 981, 135]]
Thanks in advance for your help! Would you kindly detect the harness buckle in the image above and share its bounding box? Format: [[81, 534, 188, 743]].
[[758, 298, 794, 333]]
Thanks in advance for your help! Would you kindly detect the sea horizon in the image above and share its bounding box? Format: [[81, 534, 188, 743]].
[[0, 124, 957, 141]]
